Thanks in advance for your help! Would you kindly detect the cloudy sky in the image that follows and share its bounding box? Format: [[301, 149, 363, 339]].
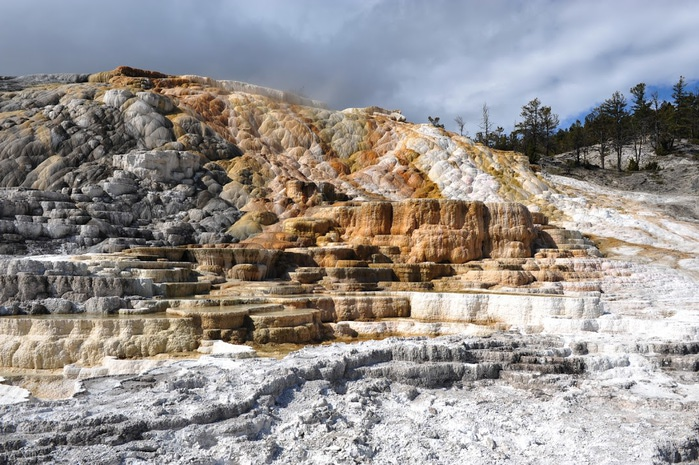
[[2, 0, 698, 134]]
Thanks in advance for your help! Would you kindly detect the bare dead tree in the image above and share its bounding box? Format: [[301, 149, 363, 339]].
[[479, 103, 492, 147], [454, 115, 466, 136]]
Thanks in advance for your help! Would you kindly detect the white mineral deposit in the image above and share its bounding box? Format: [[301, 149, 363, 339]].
[[0, 67, 697, 465]]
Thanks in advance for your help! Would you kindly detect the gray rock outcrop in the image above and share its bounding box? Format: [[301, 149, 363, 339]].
[[0, 68, 246, 254]]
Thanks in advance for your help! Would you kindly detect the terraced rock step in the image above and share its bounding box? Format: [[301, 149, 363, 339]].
[[211, 280, 306, 296], [0, 314, 199, 369], [167, 303, 283, 328], [354, 360, 503, 387], [250, 308, 321, 328], [249, 308, 324, 344], [0, 192, 628, 367], [166, 302, 326, 344], [129, 267, 193, 282], [156, 281, 212, 298], [368, 263, 454, 282]]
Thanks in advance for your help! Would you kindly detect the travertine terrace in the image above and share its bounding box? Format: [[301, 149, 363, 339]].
[[0, 67, 698, 464], [0, 196, 605, 369]]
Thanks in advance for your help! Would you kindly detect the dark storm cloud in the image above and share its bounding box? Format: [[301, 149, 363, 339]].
[[2, 0, 699, 134]]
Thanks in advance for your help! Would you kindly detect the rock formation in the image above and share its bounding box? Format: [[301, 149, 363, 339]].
[[1, 67, 698, 464], [308, 199, 537, 263], [0, 66, 551, 256]]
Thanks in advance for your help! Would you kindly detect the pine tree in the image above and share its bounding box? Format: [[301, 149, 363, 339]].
[[515, 98, 559, 163], [629, 83, 651, 166], [600, 91, 629, 171], [569, 120, 586, 166], [585, 108, 611, 169], [541, 106, 560, 157], [672, 76, 692, 139], [650, 92, 676, 154], [516, 98, 542, 163], [427, 116, 444, 129]]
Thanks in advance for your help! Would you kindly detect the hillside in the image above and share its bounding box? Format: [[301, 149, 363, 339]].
[[0, 67, 548, 254], [0, 67, 698, 464]]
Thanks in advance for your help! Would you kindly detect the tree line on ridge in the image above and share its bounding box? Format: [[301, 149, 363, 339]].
[[441, 76, 698, 171]]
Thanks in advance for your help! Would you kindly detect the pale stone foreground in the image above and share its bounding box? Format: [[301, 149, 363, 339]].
[[0, 68, 698, 464]]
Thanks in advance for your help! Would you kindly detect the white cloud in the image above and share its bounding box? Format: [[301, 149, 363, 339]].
[[2, 0, 699, 134]]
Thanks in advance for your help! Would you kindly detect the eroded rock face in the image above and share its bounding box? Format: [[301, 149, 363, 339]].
[[0, 315, 199, 369], [0, 69, 245, 253], [484, 202, 536, 258], [112, 150, 202, 183], [0, 185, 609, 366], [0, 66, 554, 256], [0, 68, 624, 372], [187, 246, 282, 280], [310, 199, 535, 263]]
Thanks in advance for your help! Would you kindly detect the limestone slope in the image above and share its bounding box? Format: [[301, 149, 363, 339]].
[[3, 66, 695, 266], [1, 67, 697, 328], [0, 66, 549, 255], [1, 66, 698, 349], [1, 67, 699, 465]]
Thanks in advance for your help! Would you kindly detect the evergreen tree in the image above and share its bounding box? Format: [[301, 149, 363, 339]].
[[585, 107, 611, 169], [569, 120, 586, 166], [541, 106, 560, 157], [629, 83, 651, 165], [515, 98, 559, 163], [427, 116, 444, 129], [672, 76, 692, 139], [516, 98, 542, 163], [650, 92, 676, 154], [600, 91, 629, 171], [691, 91, 699, 141], [491, 126, 509, 150]]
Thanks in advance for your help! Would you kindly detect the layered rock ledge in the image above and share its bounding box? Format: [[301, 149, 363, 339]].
[[0, 196, 612, 370]]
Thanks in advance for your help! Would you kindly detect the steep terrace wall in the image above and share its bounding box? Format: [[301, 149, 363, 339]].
[[312, 199, 536, 263]]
